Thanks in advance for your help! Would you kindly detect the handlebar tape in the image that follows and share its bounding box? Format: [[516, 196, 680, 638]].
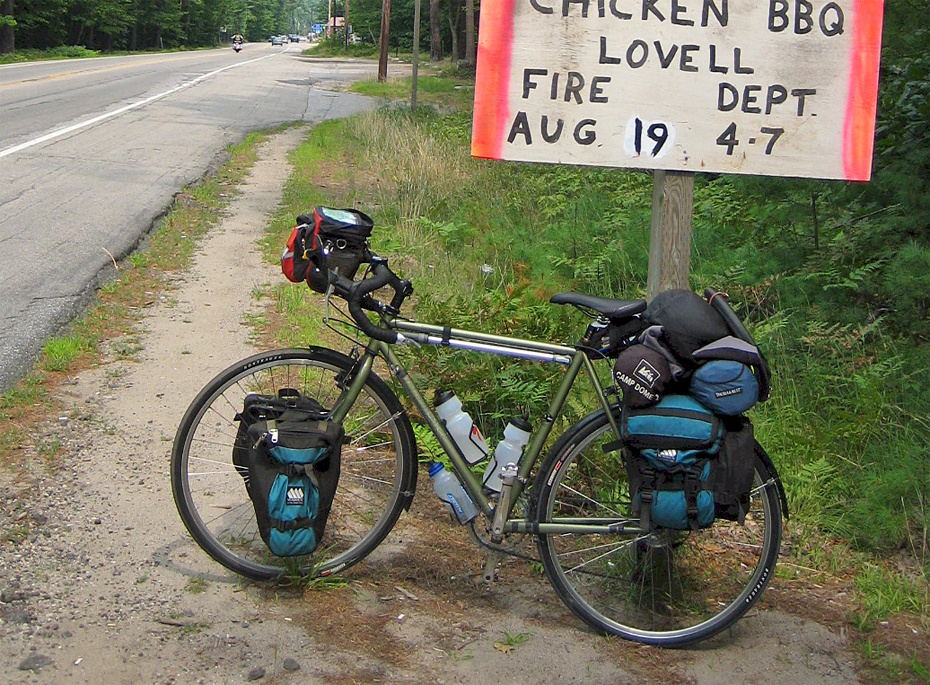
[[347, 264, 400, 344]]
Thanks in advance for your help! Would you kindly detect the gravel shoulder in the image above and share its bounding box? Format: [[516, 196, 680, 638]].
[[0, 127, 866, 685]]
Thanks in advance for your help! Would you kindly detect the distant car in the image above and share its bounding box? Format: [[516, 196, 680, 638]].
[[271, 35, 285, 46], [288, 34, 301, 43]]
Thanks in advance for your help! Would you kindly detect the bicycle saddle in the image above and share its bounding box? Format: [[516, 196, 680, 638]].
[[550, 293, 647, 319]]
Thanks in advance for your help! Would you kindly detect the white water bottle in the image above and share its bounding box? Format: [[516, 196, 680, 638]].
[[482, 417, 532, 493], [433, 390, 489, 465], [429, 462, 479, 524]]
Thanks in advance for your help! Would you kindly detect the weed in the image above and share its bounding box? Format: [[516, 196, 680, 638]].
[[186, 577, 208, 594], [498, 629, 532, 647]]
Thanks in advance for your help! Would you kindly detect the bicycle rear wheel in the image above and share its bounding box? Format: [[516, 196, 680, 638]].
[[171, 347, 417, 580], [533, 409, 782, 647]]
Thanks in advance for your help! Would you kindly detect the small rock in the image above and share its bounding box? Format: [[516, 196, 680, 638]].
[[283, 658, 300, 672], [246, 666, 266, 681], [18, 654, 54, 672]]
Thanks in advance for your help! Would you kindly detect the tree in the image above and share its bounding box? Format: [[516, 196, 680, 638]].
[[463, 0, 473, 66], [428, 0, 439, 60], [446, 0, 459, 65], [0, 0, 14, 54]]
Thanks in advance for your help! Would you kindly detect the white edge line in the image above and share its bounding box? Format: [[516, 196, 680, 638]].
[[0, 52, 276, 160]]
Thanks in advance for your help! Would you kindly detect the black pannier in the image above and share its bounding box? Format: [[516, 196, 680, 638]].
[[710, 417, 757, 524]]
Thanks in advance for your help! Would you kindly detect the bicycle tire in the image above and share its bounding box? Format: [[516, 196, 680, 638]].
[[171, 347, 417, 580], [532, 409, 782, 647]]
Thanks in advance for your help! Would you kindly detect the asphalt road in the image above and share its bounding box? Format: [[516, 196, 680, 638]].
[[0, 43, 383, 391]]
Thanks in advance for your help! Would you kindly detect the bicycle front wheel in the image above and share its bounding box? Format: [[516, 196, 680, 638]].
[[533, 409, 782, 647], [171, 347, 417, 580]]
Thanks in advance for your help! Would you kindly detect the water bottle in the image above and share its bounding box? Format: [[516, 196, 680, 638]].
[[433, 390, 489, 465], [429, 462, 479, 524], [482, 417, 532, 493]]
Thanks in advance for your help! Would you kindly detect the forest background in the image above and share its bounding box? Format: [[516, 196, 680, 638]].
[[1, 0, 928, 677]]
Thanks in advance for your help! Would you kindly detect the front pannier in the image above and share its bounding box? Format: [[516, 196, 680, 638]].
[[233, 390, 344, 557]]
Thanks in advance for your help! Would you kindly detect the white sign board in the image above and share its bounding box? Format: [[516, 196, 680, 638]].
[[472, 0, 884, 180]]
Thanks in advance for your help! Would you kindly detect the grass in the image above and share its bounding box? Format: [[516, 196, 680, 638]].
[[0, 44, 221, 65], [0, 129, 268, 470], [0, 65, 926, 680], [246, 75, 929, 681]]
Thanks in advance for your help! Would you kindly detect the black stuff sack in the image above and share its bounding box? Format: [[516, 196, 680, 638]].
[[645, 290, 729, 364], [689, 360, 760, 416], [233, 390, 344, 557], [614, 344, 672, 407]]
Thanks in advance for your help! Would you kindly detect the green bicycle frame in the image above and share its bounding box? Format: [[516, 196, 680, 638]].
[[325, 316, 644, 536]]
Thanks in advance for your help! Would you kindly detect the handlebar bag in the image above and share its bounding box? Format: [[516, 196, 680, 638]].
[[283, 207, 374, 293], [233, 390, 344, 557]]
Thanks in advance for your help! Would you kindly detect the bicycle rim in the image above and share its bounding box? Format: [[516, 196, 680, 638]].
[[534, 411, 782, 647], [171, 347, 416, 580]]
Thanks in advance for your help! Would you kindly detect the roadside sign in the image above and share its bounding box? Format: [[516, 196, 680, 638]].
[[473, 0, 884, 180]]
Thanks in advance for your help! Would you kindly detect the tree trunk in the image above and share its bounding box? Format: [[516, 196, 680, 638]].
[[429, 0, 441, 61], [464, 0, 475, 66], [0, 0, 14, 55], [446, 1, 459, 67], [377, 0, 390, 82]]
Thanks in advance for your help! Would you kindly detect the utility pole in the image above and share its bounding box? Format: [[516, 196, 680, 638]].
[[344, 0, 350, 50]]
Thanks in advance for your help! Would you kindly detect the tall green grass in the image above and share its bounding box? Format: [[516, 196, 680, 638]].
[[263, 98, 930, 639]]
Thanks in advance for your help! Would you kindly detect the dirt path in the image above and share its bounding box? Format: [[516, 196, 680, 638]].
[[0, 128, 864, 685]]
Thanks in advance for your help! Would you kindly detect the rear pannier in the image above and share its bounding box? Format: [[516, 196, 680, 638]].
[[621, 394, 723, 452]]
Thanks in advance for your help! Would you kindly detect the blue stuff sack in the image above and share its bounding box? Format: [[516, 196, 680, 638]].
[[621, 394, 722, 452], [689, 360, 759, 416], [632, 449, 715, 530]]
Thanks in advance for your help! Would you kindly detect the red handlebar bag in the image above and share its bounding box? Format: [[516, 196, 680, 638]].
[[281, 207, 373, 292]]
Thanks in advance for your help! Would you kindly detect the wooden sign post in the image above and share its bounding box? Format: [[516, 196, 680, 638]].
[[470, 0, 885, 298], [648, 170, 694, 300]]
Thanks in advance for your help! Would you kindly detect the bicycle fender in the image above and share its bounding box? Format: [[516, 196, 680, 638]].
[[755, 441, 789, 520]]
